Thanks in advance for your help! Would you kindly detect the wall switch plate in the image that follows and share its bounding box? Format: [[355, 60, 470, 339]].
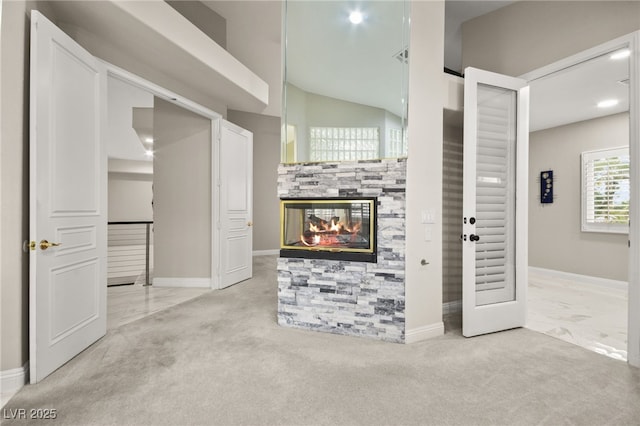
[[421, 209, 436, 224], [424, 225, 432, 241]]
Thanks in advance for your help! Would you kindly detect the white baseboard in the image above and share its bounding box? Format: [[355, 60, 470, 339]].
[[152, 277, 211, 288], [405, 322, 444, 344], [443, 300, 462, 314], [528, 267, 627, 291], [1, 362, 29, 394], [253, 249, 279, 256]]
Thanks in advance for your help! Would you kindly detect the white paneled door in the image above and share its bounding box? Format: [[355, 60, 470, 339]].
[[29, 11, 107, 383], [219, 120, 253, 288], [462, 67, 529, 337]]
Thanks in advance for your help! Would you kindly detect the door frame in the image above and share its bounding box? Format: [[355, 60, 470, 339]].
[[520, 31, 640, 367], [101, 60, 226, 289]]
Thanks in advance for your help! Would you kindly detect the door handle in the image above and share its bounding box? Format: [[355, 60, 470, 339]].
[[247, 221, 253, 227], [469, 234, 480, 242], [39, 240, 62, 250]]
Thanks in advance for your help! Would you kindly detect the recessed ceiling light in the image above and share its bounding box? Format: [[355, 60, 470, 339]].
[[610, 49, 631, 60], [349, 10, 363, 24], [145, 137, 154, 144], [597, 99, 619, 108], [145, 150, 154, 157]]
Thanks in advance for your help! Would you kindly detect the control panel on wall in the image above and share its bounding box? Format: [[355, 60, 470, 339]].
[[540, 170, 553, 204]]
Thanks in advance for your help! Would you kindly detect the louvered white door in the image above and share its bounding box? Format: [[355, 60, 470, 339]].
[[462, 67, 529, 337]]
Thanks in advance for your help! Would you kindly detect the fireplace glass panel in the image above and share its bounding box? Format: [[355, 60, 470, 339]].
[[280, 198, 376, 262]]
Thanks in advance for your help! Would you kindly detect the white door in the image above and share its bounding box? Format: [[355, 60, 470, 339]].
[[462, 67, 529, 337], [219, 120, 253, 288], [29, 11, 107, 383]]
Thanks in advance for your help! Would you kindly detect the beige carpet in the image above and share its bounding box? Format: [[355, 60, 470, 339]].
[[4, 256, 640, 425]]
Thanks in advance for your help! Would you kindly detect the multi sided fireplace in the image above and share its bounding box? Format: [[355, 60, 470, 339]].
[[280, 198, 377, 263]]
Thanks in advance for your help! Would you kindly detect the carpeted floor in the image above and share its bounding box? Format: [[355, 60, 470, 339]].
[[4, 256, 640, 425]]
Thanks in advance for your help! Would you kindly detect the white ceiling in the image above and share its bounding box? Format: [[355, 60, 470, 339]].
[[285, 0, 630, 132], [285, 0, 408, 117], [529, 49, 630, 132]]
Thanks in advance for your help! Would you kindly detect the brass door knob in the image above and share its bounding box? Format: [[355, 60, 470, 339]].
[[39, 240, 62, 250], [247, 221, 253, 227]]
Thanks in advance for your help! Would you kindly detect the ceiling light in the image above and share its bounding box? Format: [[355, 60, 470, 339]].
[[145, 150, 154, 157], [610, 49, 631, 60], [145, 137, 154, 144], [597, 99, 619, 108], [349, 11, 363, 24]]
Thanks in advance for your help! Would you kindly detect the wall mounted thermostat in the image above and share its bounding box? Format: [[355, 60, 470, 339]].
[[540, 170, 553, 204]]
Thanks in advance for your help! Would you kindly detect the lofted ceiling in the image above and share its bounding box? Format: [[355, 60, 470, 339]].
[[49, 0, 629, 155]]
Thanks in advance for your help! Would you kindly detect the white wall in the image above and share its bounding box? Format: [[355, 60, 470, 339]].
[[462, 1, 640, 77], [108, 174, 153, 222], [285, 83, 403, 162], [153, 97, 211, 280], [404, 0, 445, 341], [529, 113, 629, 281]]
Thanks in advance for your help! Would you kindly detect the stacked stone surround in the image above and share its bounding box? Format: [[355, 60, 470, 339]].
[[277, 158, 406, 343]]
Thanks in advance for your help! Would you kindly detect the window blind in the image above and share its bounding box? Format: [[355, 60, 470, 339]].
[[474, 85, 516, 305], [582, 147, 630, 233]]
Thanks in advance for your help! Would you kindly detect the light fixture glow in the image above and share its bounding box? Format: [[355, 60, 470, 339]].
[[597, 99, 619, 108], [610, 49, 631, 60], [145, 137, 154, 144], [145, 150, 154, 157], [349, 10, 363, 24]]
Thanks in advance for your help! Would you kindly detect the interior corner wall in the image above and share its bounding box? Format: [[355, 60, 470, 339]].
[[285, 83, 308, 162], [57, 23, 228, 119], [404, 0, 445, 339], [462, 1, 640, 76], [166, 0, 227, 49], [153, 97, 212, 280], [529, 113, 629, 282], [0, 0, 58, 372], [107, 173, 153, 222], [227, 109, 280, 252]]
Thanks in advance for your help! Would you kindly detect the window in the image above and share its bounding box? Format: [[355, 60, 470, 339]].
[[309, 127, 379, 162], [581, 147, 630, 233], [387, 128, 407, 158]]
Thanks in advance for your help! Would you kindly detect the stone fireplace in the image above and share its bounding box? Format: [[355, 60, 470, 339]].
[[277, 159, 406, 342]]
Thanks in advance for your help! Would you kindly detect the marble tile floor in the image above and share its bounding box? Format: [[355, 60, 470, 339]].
[[526, 271, 628, 362], [444, 272, 628, 362], [107, 282, 210, 331]]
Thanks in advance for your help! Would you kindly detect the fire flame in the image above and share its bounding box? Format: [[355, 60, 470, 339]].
[[300, 217, 362, 247]]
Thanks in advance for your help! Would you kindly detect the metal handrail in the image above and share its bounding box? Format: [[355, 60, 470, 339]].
[[107, 221, 153, 286]]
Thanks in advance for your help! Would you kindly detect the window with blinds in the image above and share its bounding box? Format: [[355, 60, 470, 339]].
[[309, 127, 379, 162], [582, 147, 630, 234]]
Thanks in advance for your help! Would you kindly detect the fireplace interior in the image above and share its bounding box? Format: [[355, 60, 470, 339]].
[[280, 198, 377, 262]]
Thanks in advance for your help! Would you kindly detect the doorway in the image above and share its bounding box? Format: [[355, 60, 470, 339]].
[[442, 32, 639, 366], [523, 38, 633, 362], [106, 76, 212, 330]]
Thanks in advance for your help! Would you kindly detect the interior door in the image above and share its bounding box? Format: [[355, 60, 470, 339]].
[[219, 120, 253, 288], [29, 11, 107, 383], [462, 67, 529, 337]]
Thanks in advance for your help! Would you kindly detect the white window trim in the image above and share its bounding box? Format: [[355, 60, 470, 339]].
[[581, 146, 630, 234]]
